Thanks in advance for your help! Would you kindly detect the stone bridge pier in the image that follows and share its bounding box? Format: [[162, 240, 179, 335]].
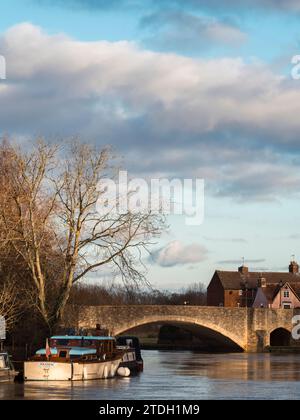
[[67, 305, 300, 352]]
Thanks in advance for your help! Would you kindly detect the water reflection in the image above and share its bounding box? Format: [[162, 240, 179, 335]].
[[172, 353, 300, 381], [1, 351, 300, 400]]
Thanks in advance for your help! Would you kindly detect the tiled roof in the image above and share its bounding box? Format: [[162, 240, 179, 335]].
[[215, 270, 300, 290], [261, 282, 300, 303]]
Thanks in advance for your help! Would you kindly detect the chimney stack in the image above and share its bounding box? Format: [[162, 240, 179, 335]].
[[289, 260, 299, 274], [238, 265, 249, 275], [257, 276, 266, 288]]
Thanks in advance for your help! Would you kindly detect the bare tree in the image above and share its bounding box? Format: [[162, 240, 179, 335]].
[[0, 279, 23, 332], [0, 141, 61, 328], [0, 140, 165, 331]]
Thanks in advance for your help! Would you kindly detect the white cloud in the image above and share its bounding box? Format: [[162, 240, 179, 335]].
[[151, 240, 208, 267], [1, 24, 300, 199]]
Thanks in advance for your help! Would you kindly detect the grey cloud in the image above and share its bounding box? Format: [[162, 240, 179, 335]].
[[214, 163, 300, 202], [288, 234, 300, 240], [153, 0, 300, 13], [204, 237, 247, 243], [34, 0, 300, 12], [217, 259, 266, 265], [141, 11, 246, 53]]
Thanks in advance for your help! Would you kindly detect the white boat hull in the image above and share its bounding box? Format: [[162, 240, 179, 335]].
[[0, 369, 17, 382], [24, 358, 122, 381]]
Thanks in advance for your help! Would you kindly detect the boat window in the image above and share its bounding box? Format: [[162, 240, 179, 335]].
[[59, 350, 68, 358], [55, 339, 70, 346]]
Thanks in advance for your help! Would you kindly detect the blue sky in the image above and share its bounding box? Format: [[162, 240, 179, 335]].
[[1, 0, 300, 289], [1, 0, 300, 60]]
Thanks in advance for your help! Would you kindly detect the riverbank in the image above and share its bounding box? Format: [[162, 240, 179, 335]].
[[266, 346, 300, 353]]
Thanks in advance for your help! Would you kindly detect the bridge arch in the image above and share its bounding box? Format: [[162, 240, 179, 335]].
[[113, 315, 245, 351], [269, 327, 291, 347]]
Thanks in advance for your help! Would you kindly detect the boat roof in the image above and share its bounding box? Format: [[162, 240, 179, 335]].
[[51, 336, 115, 341], [36, 347, 97, 356]]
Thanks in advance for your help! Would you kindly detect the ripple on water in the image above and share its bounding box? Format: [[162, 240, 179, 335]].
[[1, 351, 300, 400]]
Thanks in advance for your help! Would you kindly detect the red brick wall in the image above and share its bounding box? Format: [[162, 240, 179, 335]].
[[207, 272, 224, 306], [224, 290, 241, 307]]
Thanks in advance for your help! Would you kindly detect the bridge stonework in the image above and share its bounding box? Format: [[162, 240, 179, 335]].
[[70, 306, 300, 352]]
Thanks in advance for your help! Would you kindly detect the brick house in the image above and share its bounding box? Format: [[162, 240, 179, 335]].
[[207, 260, 300, 308]]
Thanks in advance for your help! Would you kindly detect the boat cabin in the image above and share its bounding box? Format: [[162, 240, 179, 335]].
[[33, 336, 119, 362], [0, 352, 16, 382], [0, 353, 10, 369]]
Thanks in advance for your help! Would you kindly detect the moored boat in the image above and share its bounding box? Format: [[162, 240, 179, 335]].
[[0, 352, 17, 382], [117, 336, 144, 373], [24, 335, 124, 381]]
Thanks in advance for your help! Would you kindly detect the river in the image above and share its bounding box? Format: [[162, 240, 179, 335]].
[[1, 351, 300, 400]]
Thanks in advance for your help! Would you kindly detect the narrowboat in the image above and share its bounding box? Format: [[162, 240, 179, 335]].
[[0, 352, 17, 382], [117, 336, 144, 373], [24, 336, 124, 381]]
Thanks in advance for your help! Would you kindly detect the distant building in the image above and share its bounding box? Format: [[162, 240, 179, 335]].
[[207, 260, 300, 309]]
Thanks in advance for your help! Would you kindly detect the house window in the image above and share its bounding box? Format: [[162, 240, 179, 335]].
[[239, 290, 243, 296], [283, 304, 291, 309], [283, 290, 290, 298]]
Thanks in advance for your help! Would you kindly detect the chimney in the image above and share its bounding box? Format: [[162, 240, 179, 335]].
[[257, 275, 267, 288], [238, 265, 249, 275], [289, 260, 299, 274]]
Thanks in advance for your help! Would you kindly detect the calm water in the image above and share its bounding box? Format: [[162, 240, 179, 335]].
[[2, 351, 300, 400]]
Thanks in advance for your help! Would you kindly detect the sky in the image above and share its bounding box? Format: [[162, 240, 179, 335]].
[[1, 0, 300, 290]]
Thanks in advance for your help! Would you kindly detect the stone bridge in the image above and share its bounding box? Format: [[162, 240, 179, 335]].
[[68, 305, 300, 352]]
